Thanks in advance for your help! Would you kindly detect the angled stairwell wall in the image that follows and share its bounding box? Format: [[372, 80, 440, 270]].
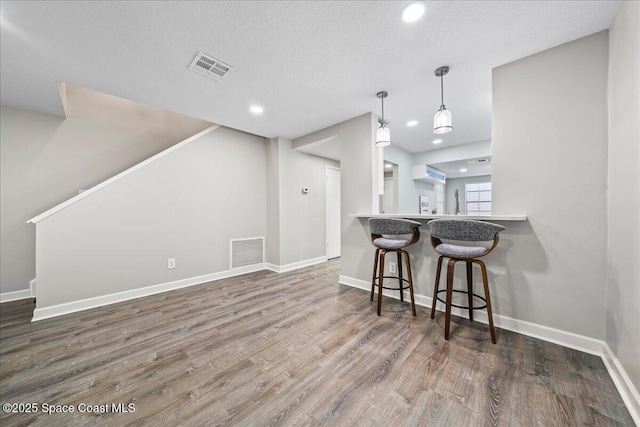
[[29, 125, 268, 320], [0, 105, 212, 298]]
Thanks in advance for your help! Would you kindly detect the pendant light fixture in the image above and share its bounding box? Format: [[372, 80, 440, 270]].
[[433, 66, 452, 134], [376, 91, 391, 147]]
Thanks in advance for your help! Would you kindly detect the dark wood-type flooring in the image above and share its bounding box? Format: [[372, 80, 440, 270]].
[[0, 260, 634, 426]]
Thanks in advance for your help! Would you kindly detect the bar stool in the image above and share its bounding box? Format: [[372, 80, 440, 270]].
[[427, 219, 505, 343], [368, 218, 421, 316]]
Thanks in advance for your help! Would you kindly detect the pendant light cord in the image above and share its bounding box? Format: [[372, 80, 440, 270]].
[[440, 74, 444, 107], [381, 96, 385, 125]]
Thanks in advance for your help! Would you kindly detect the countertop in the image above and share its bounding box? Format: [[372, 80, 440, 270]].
[[351, 213, 527, 221]]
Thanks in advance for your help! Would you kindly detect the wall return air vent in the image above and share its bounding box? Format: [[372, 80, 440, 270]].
[[188, 52, 233, 82], [230, 237, 264, 269]]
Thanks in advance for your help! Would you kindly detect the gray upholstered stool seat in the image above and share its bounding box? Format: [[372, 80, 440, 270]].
[[368, 218, 421, 316], [428, 219, 505, 343], [373, 237, 411, 250], [434, 244, 488, 258]]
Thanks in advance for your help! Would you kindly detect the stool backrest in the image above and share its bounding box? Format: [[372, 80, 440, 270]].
[[428, 219, 504, 257], [368, 218, 421, 247], [369, 218, 421, 236], [428, 219, 504, 241]]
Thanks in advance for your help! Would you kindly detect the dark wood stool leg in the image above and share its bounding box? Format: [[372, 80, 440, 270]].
[[371, 248, 380, 302], [444, 259, 457, 340], [377, 251, 386, 316], [401, 250, 416, 316], [466, 261, 474, 322], [476, 260, 496, 344], [430, 256, 444, 319], [397, 251, 404, 302]]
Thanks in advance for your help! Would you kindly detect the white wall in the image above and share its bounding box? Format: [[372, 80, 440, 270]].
[[34, 126, 267, 310], [1, 108, 61, 296], [606, 0, 640, 400], [492, 31, 609, 338], [0, 106, 211, 295], [295, 113, 379, 282], [265, 138, 281, 265], [266, 137, 339, 266], [383, 144, 419, 213]]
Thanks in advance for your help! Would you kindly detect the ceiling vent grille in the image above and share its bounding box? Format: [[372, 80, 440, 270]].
[[467, 158, 490, 164], [189, 52, 233, 82]]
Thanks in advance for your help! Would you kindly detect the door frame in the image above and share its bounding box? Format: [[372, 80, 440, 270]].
[[325, 165, 341, 259]]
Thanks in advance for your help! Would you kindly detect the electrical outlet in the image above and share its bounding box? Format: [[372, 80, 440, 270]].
[[389, 262, 397, 274], [167, 258, 176, 269]]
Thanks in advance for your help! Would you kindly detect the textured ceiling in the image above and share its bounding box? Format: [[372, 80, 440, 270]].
[[0, 1, 620, 153]]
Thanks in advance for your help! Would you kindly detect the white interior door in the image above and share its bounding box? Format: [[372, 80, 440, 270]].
[[326, 167, 341, 259]]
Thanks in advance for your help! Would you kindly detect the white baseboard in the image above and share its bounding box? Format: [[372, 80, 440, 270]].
[[338, 275, 603, 355], [31, 257, 329, 322], [0, 279, 36, 304], [266, 256, 327, 273], [32, 263, 267, 322], [0, 279, 38, 303], [338, 274, 640, 421], [0, 289, 33, 303], [602, 343, 640, 426]]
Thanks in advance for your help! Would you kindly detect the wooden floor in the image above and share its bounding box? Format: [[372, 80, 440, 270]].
[[0, 260, 634, 426]]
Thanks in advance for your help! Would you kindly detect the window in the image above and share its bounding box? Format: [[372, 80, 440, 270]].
[[466, 182, 491, 216]]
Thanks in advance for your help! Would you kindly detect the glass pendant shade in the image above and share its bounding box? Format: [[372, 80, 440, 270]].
[[376, 125, 391, 147], [375, 91, 391, 147], [433, 106, 452, 134], [433, 66, 453, 135]]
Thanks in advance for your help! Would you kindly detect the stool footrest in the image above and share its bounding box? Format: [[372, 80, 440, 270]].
[[373, 276, 410, 292], [435, 289, 487, 310]]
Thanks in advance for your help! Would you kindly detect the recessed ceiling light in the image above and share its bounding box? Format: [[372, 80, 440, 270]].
[[250, 105, 263, 114], [401, 1, 426, 23], [406, 120, 418, 127], [385, 163, 392, 168], [433, 139, 442, 144], [459, 168, 468, 172]]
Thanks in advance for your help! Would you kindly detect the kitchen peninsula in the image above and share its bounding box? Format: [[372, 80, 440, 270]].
[[352, 213, 527, 221]]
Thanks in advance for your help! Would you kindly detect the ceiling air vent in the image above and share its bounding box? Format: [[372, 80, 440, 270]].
[[188, 52, 233, 82], [467, 158, 490, 164]]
